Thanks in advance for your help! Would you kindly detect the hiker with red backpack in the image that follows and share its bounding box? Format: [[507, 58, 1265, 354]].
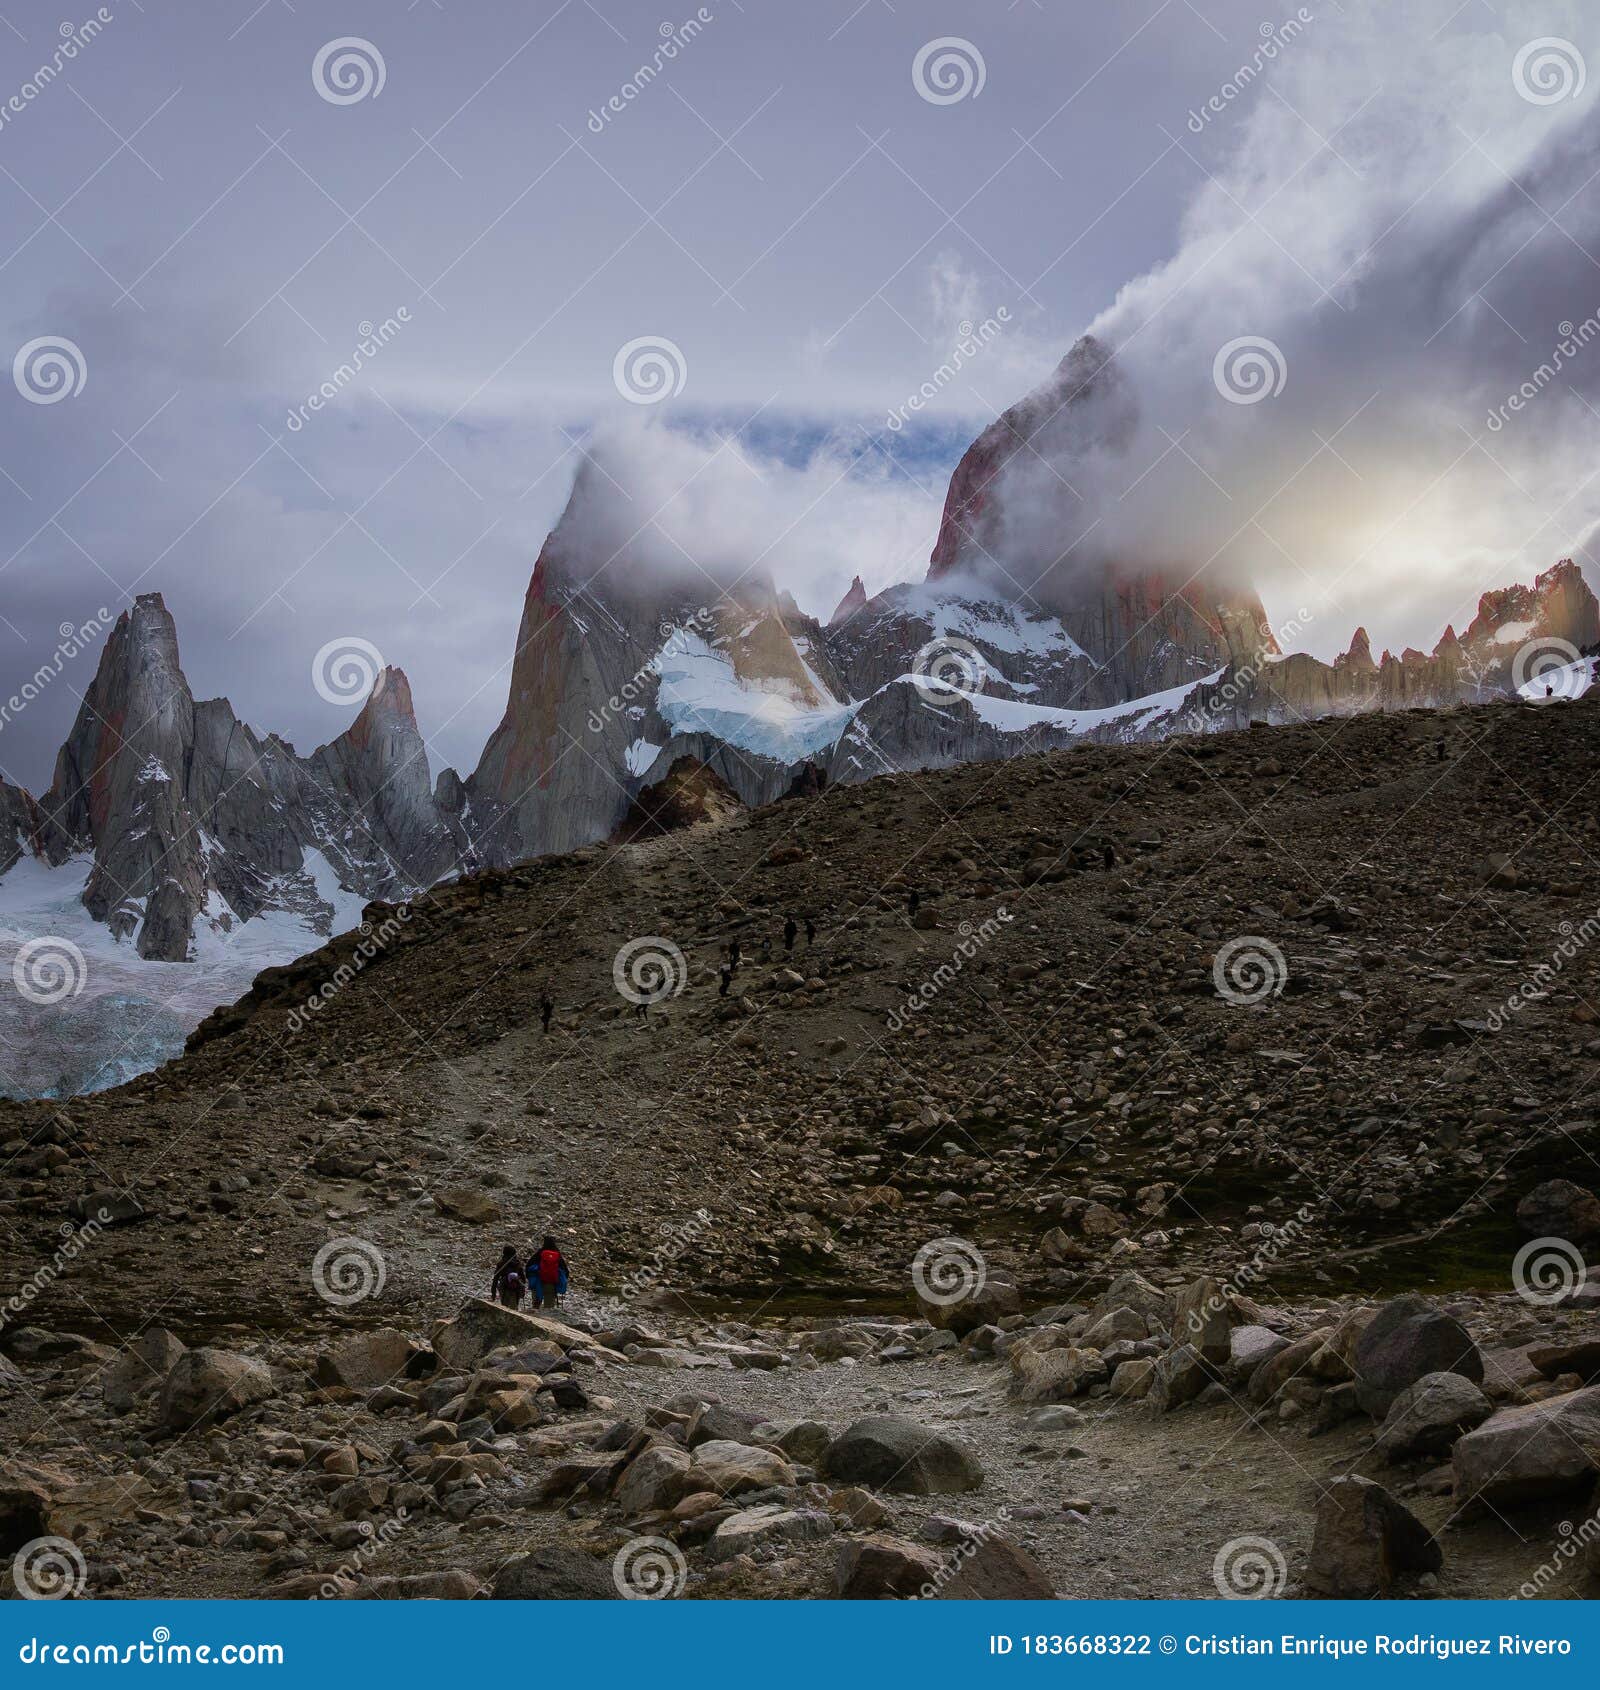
[[490, 1245, 525, 1310], [531, 1235, 570, 1310]]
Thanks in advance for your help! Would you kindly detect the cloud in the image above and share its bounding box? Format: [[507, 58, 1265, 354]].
[[982, 0, 1600, 657]]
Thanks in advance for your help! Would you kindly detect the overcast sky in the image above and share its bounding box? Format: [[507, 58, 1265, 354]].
[[1, 0, 1598, 791]]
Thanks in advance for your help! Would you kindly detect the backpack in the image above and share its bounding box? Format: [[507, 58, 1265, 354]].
[[537, 1248, 562, 1285], [504, 1266, 524, 1296]]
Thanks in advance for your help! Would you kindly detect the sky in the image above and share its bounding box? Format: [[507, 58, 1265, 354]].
[[1, 0, 1599, 790]]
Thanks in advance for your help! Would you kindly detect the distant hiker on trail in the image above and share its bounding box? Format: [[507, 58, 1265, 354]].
[[540, 994, 554, 1035], [719, 963, 733, 997], [783, 916, 798, 952], [1103, 844, 1115, 871], [907, 888, 920, 918], [728, 939, 741, 971], [760, 936, 773, 962], [490, 1245, 525, 1310], [805, 916, 816, 945], [533, 1236, 570, 1310]]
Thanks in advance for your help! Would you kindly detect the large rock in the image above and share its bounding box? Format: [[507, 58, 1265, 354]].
[[1307, 1475, 1441, 1597], [1151, 1343, 1213, 1411], [687, 1440, 796, 1498], [1452, 1386, 1600, 1506], [345, 1570, 486, 1600], [835, 1534, 943, 1598], [916, 1277, 1021, 1337], [614, 1445, 692, 1517], [707, 1505, 833, 1561], [1375, 1371, 1492, 1459], [1517, 1179, 1600, 1241], [492, 1546, 619, 1600], [939, 1535, 1056, 1599], [1008, 1343, 1106, 1404], [315, 1328, 421, 1391], [431, 1298, 590, 1369], [156, 1348, 273, 1430], [1172, 1276, 1237, 1365], [1249, 1328, 1330, 1405], [1229, 1325, 1289, 1380], [99, 1328, 185, 1412], [822, 1416, 983, 1495], [1353, 1295, 1481, 1417]]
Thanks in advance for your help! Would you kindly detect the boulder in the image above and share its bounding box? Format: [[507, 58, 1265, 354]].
[[1172, 1276, 1236, 1364], [433, 1187, 502, 1224], [756, 1418, 831, 1465], [1008, 1344, 1107, 1404], [156, 1348, 273, 1430], [1517, 1179, 1600, 1241], [614, 1445, 692, 1517], [1452, 1386, 1600, 1506], [1375, 1371, 1493, 1459], [835, 1534, 943, 1598], [67, 1190, 144, 1227], [822, 1416, 983, 1495], [1353, 1295, 1481, 1417], [346, 1570, 486, 1600], [707, 1504, 833, 1561], [688, 1440, 796, 1498], [1110, 1358, 1156, 1399], [1528, 1338, 1600, 1383], [687, 1402, 767, 1448], [430, 1299, 589, 1369], [916, 1278, 1021, 1337], [938, 1535, 1056, 1599], [1249, 1328, 1330, 1405], [492, 1545, 619, 1599], [1229, 1325, 1289, 1380], [1307, 1475, 1441, 1597], [315, 1328, 421, 1391], [99, 1329, 186, 1412], [1151, 1343, 1211, 1410], [1078, 1306, 1147, 1349]]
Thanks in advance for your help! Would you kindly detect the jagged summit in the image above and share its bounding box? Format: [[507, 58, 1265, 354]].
[[829, 575, 868, 627]]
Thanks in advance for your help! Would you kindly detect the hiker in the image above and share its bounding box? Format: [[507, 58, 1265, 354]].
[[490, 1245, 525, 1310], [760, 936, 773, 962], [783, 915, 798, 952], [533, 1236, 570, 1311], [1103, 844, 1115, 871], [718, 962, 733, 998], [804, 916, 816, 945], [728, 939, 741, 971], [540, 993, 554, 1035], [907, 888, 920, 918]]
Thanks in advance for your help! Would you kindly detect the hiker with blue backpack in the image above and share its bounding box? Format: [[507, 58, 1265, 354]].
[[490, 1245, 526, 1309]]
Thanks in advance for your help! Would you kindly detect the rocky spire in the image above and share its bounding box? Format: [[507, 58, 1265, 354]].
[[829, 575, 868, 627]]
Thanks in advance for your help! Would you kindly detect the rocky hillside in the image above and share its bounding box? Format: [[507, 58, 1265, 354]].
[[2, 684, 1598, 1601]]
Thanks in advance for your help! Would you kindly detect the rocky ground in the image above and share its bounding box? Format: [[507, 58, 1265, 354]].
[[2, 691, 1599, 1599]]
